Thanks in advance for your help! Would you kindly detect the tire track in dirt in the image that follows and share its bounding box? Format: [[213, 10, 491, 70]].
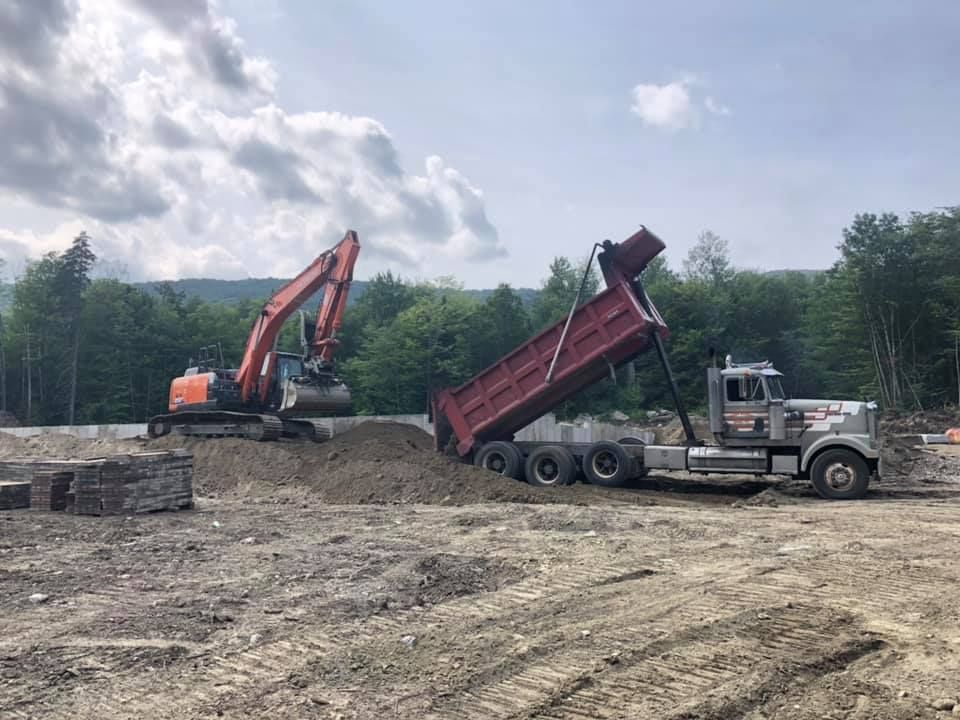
[[23, 561, 651, 719], [422, 558, 952, 720], [425, 602, 870, 719], [527, 611, 885, 720], [11, 534, 957, 719]]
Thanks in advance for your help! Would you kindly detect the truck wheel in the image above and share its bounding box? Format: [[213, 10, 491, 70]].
[[474, 441, 523, 480], [525, 445, 577, 487], [583, 441, 633, 487], [810, 449, 870, 500]]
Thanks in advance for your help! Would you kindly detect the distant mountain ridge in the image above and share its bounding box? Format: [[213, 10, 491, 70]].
[[133, 278, 540, 307], [1, 269, 823, 314]]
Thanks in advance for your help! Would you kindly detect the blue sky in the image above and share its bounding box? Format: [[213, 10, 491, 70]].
[[1, 0, 957, 286], [235, 0, 960, 280]]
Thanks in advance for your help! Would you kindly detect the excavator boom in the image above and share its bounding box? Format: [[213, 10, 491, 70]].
[[235, 230, 360, 403]]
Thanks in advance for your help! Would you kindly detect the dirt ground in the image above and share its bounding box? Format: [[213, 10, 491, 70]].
[[2, 423, 960, 719]]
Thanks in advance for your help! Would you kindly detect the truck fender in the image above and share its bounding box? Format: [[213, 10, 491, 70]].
[[800, 436, 872, 473]]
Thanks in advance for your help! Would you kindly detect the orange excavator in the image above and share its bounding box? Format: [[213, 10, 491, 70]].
[[147, 231, 361, 441]]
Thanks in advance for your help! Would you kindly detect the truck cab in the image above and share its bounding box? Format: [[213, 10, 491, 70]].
[[700, 357, 881, 498]]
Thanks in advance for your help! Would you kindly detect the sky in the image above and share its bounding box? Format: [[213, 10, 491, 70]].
[[0, 0, 958, 286]]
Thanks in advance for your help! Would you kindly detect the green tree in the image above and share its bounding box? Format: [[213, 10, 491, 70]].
[[0, 257, 6, 412], [531, 256, 600, 330], [57, 232, 97, 424], [344, 292, 481, 414], [8, 254, 63, 424], [338, 271, 428, 360], [476, 283, 532, 366], [682, 230, 733, 286]]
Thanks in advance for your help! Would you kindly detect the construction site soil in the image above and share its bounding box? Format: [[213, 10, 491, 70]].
[[3, 421, 960, 719]]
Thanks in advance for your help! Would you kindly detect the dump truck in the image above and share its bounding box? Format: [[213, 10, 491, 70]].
[[433, 227, 881, 500]]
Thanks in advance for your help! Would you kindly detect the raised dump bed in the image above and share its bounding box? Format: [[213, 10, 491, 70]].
[[433, 229, 668, 457]]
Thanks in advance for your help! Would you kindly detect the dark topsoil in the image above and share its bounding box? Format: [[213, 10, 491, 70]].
[[153, 421, 578, 505]]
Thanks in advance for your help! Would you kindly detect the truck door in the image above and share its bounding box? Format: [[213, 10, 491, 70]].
[[723, 373, 769, 438]]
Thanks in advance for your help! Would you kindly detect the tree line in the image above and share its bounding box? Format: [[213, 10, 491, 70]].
[[0, 207, 957, 427]]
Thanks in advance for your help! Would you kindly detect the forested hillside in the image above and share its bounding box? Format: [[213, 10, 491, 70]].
[[0, 207, 958, 426], [132, 278, 538, 308]]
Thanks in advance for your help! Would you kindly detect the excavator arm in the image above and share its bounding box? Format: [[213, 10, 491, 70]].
[[307, 231, 360, 364], [235, 230, 361, 403]]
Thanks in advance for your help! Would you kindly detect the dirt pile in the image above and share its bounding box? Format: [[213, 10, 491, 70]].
[[152, 421, 570, 505], [883, 408, 960, 435], [657, 415, 712, 444], [0, 432, 137, 460], [149, 433, 306, 495], [303, 421, 560, 505]]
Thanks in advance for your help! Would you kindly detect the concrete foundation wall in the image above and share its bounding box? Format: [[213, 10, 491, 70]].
[[1, 424, 148, 440], [1, 413, 654, 446]]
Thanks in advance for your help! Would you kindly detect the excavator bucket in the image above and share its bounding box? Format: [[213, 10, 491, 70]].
[[278, 378, 352, 416]]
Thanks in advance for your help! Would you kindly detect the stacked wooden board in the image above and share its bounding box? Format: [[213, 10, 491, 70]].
[[0, 459, 75, 510], [92, 451, 194, 515], [29, 470, 73, 511], [0, 450, 193, 515], [0, 481, 31, 510]]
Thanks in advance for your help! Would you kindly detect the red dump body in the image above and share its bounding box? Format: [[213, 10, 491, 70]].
[[433, 227, 668, 457]]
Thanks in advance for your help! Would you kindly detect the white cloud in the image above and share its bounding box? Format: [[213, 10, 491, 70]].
[[630, 81, 696, 130], [630, 77, 730, 131], [0, 0, 504, 280], [705, 96, 732, 116]]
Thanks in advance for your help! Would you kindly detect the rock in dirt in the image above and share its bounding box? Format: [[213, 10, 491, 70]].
[[931, 698, 956, 711], [400, 634, 417, 648], [28, 593, 49, 604]]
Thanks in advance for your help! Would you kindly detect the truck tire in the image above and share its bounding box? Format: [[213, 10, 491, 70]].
[[810, 448, 870, 500], [474, 441, 523, 480], [583, 441, 633, 487], [525, 445, 577, 487]]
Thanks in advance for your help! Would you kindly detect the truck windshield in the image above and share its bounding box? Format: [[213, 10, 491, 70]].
[[766, 377, 785, 400]]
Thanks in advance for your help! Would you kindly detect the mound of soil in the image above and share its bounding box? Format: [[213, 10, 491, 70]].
[[883, 408, 960, 434], [305, 421, 559, 505], [657, 415, 712, 444], [150, 421, 570, 505], [149, 433, 306, 495], [0, 432, 137, 460]]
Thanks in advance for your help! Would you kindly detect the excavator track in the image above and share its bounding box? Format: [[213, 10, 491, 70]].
[[147, 412, 286, 442], [280, 418, 333, 442]]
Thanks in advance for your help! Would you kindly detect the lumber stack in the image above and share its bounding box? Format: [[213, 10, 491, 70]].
[[0, 481, 31, 510], [92, 451, 194, 516], [29, 470, 73, 511], [73, 463, 103, 516], [0, 459, 76, 510], [0, 450, 193, 515]]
